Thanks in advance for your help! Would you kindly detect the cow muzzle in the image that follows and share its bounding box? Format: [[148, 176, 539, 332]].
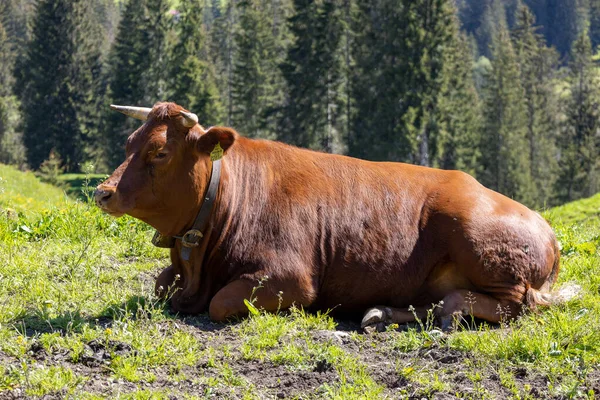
[[94, 185, 123, 216]]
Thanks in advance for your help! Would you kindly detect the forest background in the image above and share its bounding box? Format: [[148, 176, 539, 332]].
[[1, 0, 599, 208]]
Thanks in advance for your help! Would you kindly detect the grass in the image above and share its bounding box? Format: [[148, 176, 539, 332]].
[[0, 162, 599, 398], [546, 192, 600, 225]]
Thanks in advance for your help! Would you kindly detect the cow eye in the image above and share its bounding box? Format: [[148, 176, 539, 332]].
[[155, 152, 168, 160]]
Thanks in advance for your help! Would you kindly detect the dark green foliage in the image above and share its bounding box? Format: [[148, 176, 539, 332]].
[[231, 0, 286, 138], [0, 0, 35, 50], [350, 0, 408, 161], [16, 0, 104, 171], [1, 0, 598, 207], [93, 0, 121, 56], [456, 0, 488, 34], [350, 0, 456, 164], [169, 0, 223, 126], [590, 0, 600, 49], [0, 95, 26, 167], [526, 0, 581, 57], [479, 23, 533, 204], [104, 0, 172, 169], [434, 29, 481, 176], [459, 0, 594, 58], [0, 20, 14, 96], [36, 150, 65, 186], [0, 15, 26, 166], [512, 4, 560, 207], [475, 0, 506, 58], [209, 1, 236, 125], [279, 0, 345, 152], [556, 31, 600, 202], [144, 0, 172, 100]]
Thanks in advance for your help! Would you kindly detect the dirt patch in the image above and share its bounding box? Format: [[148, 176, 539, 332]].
[[79, 339, 133, 367], [237, 361, 338, 398], [1, 317, 599, 399]]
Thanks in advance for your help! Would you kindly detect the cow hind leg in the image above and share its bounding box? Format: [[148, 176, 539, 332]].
[[435, 289, 521, 331], [361, 290, 522, 332]]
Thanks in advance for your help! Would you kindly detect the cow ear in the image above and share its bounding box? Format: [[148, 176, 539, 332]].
[[196, 126, 236, 157]]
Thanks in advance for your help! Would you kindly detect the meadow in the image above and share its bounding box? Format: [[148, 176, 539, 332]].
[[0, 163, 599, 399]]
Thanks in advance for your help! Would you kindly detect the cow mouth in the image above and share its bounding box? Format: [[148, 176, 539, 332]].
[[98, 207, 125, 218]]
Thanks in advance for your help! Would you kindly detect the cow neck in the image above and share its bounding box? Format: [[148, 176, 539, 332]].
[[151, 158, 222, 262]]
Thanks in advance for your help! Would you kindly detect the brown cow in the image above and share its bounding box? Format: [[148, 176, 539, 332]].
[[95, 102, 563, 331]]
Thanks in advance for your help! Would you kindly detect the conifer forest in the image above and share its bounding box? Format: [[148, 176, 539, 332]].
[[1, 0, 599, 209]]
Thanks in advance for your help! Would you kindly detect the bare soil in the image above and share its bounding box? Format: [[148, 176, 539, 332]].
[[1, 315, 599, 399]]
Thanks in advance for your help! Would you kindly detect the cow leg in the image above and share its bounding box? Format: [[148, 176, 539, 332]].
[[208, 278, 313, 322], [436, 289, 521, 331], [361, 306, 428, 330], [361, 289, 521, 332]]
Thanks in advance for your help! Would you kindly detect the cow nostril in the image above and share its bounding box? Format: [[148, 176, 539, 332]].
[[94, 188, 113, 205], [101, 192, 112, 201]]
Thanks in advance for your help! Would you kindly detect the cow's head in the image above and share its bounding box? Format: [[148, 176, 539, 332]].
[[94, 102, 236, 235]]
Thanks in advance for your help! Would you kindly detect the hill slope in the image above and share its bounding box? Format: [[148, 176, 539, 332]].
[[546, 192, 600, 225], [0, 163, 70, 213]]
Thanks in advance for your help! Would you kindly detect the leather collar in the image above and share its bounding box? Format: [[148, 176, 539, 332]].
[[151, 158, 222, 261]]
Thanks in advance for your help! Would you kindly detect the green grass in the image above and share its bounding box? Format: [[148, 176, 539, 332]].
[[0, 162, 599, 399], [0, 164, 68, 212], [546, 192, 600, 225]]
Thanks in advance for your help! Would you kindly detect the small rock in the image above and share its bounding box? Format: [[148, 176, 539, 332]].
[[313, 330, 351, 344]]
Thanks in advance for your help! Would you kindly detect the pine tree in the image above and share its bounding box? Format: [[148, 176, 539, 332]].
[[231, 0, 288, 138], [408, 0, 456, 167], [0, 21, 13, 97], [475, 0, 506, 57], [144, 0, 172, 101], [350, 1, 410, 161], [0, 0, 35, 49], [209, 0, 237, 125], [456, 0, 489, 34], [169, 0, 223, 125], [434, 29, 481, 176], [512, 4, 560, 207], [350, 0, 455, 164], [93, 0, 121, 55], [16, 0, 104, 171], [279, 0, 345, 152], [590, 0, 600, 49], [525, 0, 580, 56], [479, 24, 533, 204], [104, 0, 172, 168], [556, 31, 600, 202], [0, 20, 26, 166]]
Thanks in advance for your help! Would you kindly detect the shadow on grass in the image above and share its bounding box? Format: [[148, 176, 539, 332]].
[[12, 295, 232, 338], [12, 298, 497, 338]]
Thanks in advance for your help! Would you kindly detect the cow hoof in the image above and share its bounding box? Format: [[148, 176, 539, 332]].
[[361, 307, 384, 328], [363, 322, 387, 334], [361, 306, 392, 330]]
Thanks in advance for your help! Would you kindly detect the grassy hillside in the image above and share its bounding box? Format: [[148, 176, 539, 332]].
[[0, 164, 69, 213], [0, 163, 598, 399], [546, 192, 600, 225]]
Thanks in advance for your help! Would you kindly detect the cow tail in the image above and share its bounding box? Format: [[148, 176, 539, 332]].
[[524, 238, 580, 309]]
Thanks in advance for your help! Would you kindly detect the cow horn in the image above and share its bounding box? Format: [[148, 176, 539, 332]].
[[180, 111, 199, 128], [110, 105, 152, 121]]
